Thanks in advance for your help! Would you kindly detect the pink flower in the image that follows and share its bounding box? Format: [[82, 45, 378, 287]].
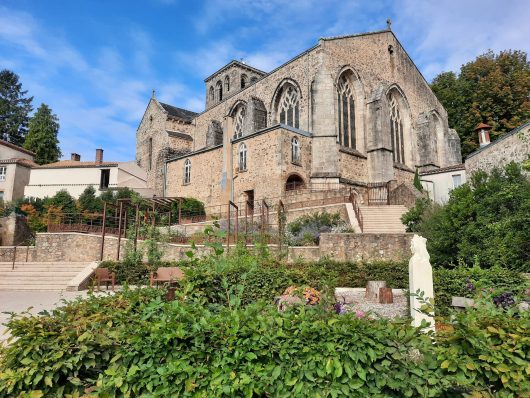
[[355, 310, 365, 318]]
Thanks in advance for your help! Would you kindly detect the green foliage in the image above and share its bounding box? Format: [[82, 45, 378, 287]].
[[171, 197, 206, 221], [413, 168, 423, 192], [431, 50, 530, 156], [0, 69, 33, 146], [401, 198, 431, 232], [77, 186, 103, 213], [1, 286, 528, 397], [141, 223, 166, 266], [44, 189, 78, 215], [100, 260, 151, 285], [287, 211, 345, 246], [413, 163, 530, 271], [23, 103, 61, 164]]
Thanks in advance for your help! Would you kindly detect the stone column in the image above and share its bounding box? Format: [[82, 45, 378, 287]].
[[220, 116, 234, 204], [366, 89, 394, 182], [310, 46, 340, 184]]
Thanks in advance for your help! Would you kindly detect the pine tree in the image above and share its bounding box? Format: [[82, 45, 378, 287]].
[[0, 69, 33, 146], [78, 186, 103, 213], [24, 103, 62, 165]]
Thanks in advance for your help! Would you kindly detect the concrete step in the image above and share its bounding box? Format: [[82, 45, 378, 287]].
[[359, 205, 407, 234], [0, 262, 93, 291]]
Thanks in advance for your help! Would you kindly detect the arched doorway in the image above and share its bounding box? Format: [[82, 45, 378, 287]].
[[285, 174, 305, 191]]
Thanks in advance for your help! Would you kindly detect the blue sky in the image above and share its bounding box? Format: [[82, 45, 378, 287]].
[[1, 0, 529, 162]]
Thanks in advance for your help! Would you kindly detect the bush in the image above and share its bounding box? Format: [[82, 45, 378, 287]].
[[1, 286, 528, 397], [406, 162, 530, 271], [287, 211, 347, 246]]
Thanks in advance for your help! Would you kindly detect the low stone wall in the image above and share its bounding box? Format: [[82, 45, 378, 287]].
[[319, 233, 413, 262], [1, 232, 412, 264]]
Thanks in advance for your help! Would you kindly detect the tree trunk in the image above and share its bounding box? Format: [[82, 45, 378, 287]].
[[366, 280, 386, 301], [379, 287, 394, 304]]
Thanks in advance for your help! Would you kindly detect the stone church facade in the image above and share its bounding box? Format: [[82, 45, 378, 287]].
[[136, 28, 462, 209]]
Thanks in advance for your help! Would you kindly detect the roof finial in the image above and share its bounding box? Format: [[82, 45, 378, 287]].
[[152, 89, 156, 99], [386, 18, 392, 31]]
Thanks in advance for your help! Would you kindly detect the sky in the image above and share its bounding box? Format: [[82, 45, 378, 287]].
[[1, 0, 529, 162]]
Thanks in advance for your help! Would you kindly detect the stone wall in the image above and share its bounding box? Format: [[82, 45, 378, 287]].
[[319, 232, 412, 262], [2, 231, 413, 264], [465, 124, 530, 176]]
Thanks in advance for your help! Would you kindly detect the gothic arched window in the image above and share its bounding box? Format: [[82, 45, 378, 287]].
[[224, 76, 230, 93], [291, 137, 300, 164], [337, 73, 356, 149], [233, 105, 246, 138], [277, 84, 300, 129], [241, 74, 248, 89], [183, 159, 191, 184], [389, 94, 405, 164], [209, 86, 214, 102], [216, 80, 223, 102], [238, 143, 247, 171]]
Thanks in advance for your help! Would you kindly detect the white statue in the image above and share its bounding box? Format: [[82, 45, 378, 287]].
[[409, 234, 435, 331]]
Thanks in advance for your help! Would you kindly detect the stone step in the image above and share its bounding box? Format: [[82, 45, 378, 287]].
[[0, 285, 68, 291], [0, 275, 77, 281]]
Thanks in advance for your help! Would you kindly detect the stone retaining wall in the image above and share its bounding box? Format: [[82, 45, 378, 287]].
[[1, 231, 412, 264]]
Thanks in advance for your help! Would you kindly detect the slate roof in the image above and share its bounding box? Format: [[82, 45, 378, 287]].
[[159, 102, 198, 122], [420, 163, 465, 176]]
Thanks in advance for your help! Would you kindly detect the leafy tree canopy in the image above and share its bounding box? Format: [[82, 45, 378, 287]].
[[24, 103, 61, 164], [0, 69, 33, 146], [45, 190, 77, 215], [431, 50, 530, 156], [78, 186, 103, 213], [403, 162, 530, 271]]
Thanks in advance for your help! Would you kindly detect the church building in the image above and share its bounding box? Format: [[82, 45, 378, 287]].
[[136, 27, 462, 210]]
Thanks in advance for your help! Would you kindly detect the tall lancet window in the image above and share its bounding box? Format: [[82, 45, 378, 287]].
[[278, 85, 300, 129], [234, 105, 246, 138], [337, 74, 356, 149], [389, 95, 405, 164]]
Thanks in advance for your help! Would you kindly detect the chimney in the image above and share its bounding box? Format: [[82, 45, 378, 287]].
[[475, 123, 492, 148], [70, 153, 81, 161], [95, 148, 104, 164]]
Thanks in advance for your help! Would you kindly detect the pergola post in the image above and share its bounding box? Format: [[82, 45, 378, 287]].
[[117, 201, 123, 260], [134, 204, 140, 252], [100, 202, 107, 261]]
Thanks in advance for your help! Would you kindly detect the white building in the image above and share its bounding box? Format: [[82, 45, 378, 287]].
[[0, 139, 37, 202], [420, 164, 466, 204], [25, 149, 152, 199]]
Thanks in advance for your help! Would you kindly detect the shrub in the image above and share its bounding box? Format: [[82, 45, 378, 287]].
[[1, 287, 528, 397], [287, 211, 346, 246], [408, 162, 530, 271]]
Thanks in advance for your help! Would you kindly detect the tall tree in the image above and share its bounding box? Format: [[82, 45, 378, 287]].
[[431, 50, 530, 156], [24, 103, 61, 164], [0, 69, 33, 146]]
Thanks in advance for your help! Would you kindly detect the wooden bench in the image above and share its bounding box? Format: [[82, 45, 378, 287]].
[[150, 267, 185, 287], [94, 268, 116, 291]]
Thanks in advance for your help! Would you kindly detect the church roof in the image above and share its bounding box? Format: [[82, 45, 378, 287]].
[[204, 60, 267, 83], [159, 102, 198, 122]]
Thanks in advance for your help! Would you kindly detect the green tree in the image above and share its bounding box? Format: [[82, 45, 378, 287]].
[[78, 186, 103, 213], [407, 162, 530, 270], [45, 190, 78, 215], [0, 69, 33, 146], [24, 103, 61, 164], [413, 168, 423, 192], [431, 50, 530, 156]]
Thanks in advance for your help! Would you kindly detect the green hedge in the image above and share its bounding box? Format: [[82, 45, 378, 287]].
[[0, 288, 528, 397], [99, 252, 525, 315]]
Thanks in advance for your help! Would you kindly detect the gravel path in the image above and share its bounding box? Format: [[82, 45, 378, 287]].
[[336, 288, 409, 319]]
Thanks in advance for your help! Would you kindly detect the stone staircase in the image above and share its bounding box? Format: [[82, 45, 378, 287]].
[[0, 262, 90, 290], [359, 205, 408, 233]]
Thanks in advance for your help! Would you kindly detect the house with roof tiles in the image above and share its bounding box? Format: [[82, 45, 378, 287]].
[[0, 139, 37, 202], [24, 149, 152, 199]]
